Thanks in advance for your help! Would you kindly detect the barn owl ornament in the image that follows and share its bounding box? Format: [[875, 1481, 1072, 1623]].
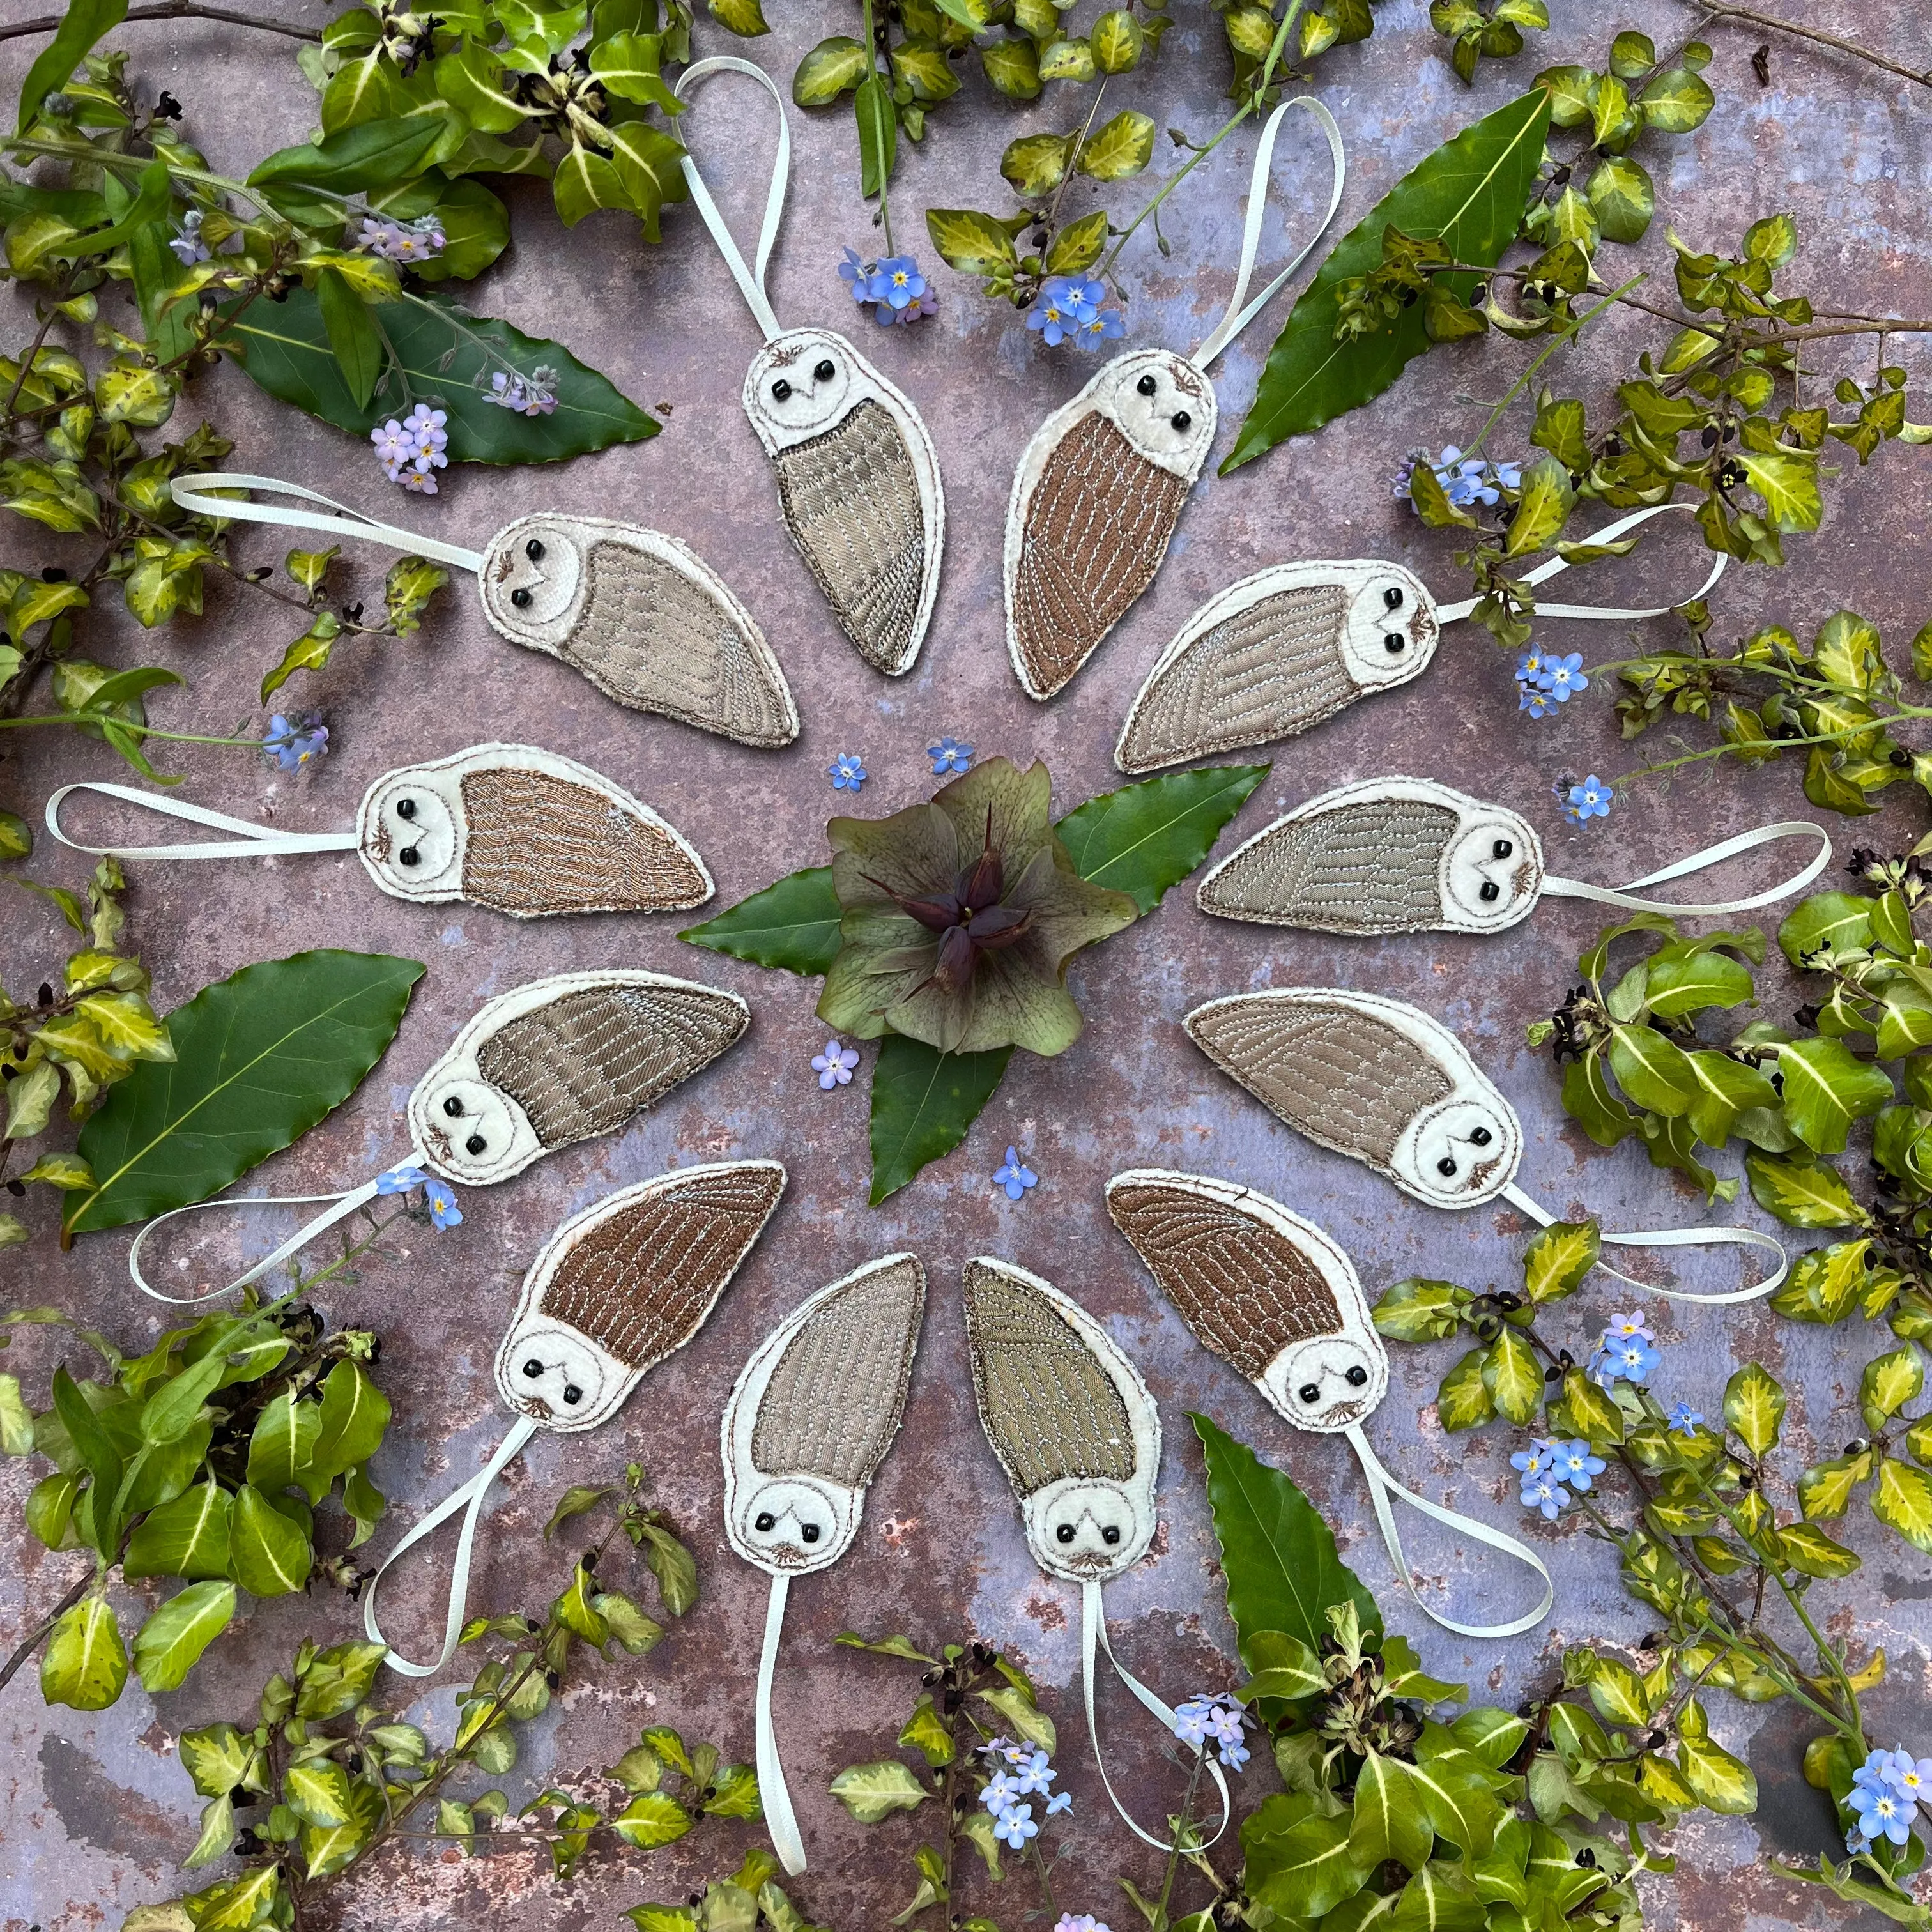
[[1004, 96, 1344, 702], [167, 476, 797, 749], [1113, 504, 1730, 771], [1195, 776, 1830, 936], [721, 1254, 926, 1874], [362, 1161, 788, 1676], [1184, 986, 1788, 1304], [1105, 1169, 1554, 1638], [47, 743, 720, 919], [962, 1256, 1230, 1850], [674, 57, 944, 677], [126, 969, 751, 1305]]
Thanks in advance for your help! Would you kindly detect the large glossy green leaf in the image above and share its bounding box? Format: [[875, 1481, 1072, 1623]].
[[1055, 764, 1269, 913], [134, 1580, 237, 1692], [228, 1483, 314, 1596], [1226, 90, 1552, 470], [125, 1478, 233, 1579], [249, 113, 452, 195], [68, 950, 424, 1234], [868, 1035, 1012, 1205], [18, 0, 126, 132], [1192, 1412, 1380, 1662], [227, 289, 657, 464], [680, 865, 842, 975], [1775, 1037, 1894, 1154]]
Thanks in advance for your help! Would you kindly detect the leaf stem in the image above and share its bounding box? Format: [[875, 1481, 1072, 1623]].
[[0, 0, 320, 43], [0, 716, 261, 745], [0, 1559, 96, 1696], [1153, 1747, 1208, 1924], [1692, 1, 1932, 91]]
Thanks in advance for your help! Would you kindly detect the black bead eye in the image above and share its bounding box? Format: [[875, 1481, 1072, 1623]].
[[813, 358, 835, 382], [396, 797, 417, 820], [510, 586, 532, 609], [1346, 1365, 1369, 1387], [1055, 1522, 1075, 1544], [399, 845, 420, 867], [522, 1359, 542, 1379], [1384, 632, 1406, 653], [443, 1096, 464, 1118], [801, 1522, 821, 1544], [1101, 1524, 1121, 1545], [1170, 410, 1191, 431], [525, 538, 545, 562], [1137, 373, 1157, 396], [1492, 838, 1513, 859], [563, 1384, 582, 1406], [1480, 882, 1501, 902], [1469, 1127, 1492, 1146], [755, 1511, 776, 1533], [1298, 1383, 1322, 1405], [1383, 585, 1404, 610], [466, 1133, 486, 1155], [1438, 1156, 1459, 1176], [772, 378, 792, 401]]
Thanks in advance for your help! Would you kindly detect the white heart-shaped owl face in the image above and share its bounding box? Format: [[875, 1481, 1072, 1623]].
[[1097, 350, 1218, 476], [479, 518, 586, 648], [1262, 1332, 1388, 1434], [409, 1070, 544, 1186], [496, 1319, 622, 1431], [1024, 1474, 1154, 1577], [1438, 805, 1544, 931], [743, 329, 859, 444], [359, 765, 464, 901], [730, 1473, 862, 1573], [1392, 1094, 1522, 1209], [1335, 563, 1443, 690]]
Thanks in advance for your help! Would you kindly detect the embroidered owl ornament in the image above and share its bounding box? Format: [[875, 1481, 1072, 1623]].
[[46, 742, 718, 919], [1105, 1169, 1553, 1639], [1113, 503, 1731, 772], [167, 476, 798, 749], [1196, 775, 1830, 936], [674, 57, 944, 678], [1004, 96, 1345, 702], [962, 1255, 1229, 1850], [364, 1160, 788, 1676], [721, 1254, 926, 1874], [1184, 986, 1788, 1305], [126, 968, 751, 1305]]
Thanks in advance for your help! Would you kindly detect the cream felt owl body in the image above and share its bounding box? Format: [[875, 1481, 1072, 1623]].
[[963, 1255, 1159, 1583], [1197, 778, 1542, 937], [723, 1253, 926, 1575], [409, 969, 751, 1188], [355, 743, 713, 918], [478, 516, 798, 746], [742, 328, 945, 677], [495, 1160, 788, 1434], [1114, 561, 1440, 772], [1184, 987, 1523, 1211], [1105, 1169, 1387, 1433], [1006, 349, 1218, 702]]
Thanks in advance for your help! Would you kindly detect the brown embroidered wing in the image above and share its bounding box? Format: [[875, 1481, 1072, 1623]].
[[458, 765, 709, 917], [1117, 581, 1353, 772], [563, 541, 795, 748], [749, 1255, 926, 1487], [539, 1162, 786, 1368], [1011, 412, 1190, 700], [1200, 796, 1458, 934], [1186, 995, 1453, 1166], [1106, 1176, 1344, 1378], [963, 1258, 1134, 1497], [772, 399, 926, 674], [477, 981, 747, 1149]]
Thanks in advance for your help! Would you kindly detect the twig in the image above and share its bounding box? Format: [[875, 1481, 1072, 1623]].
[[1694, 1, 1932, 92], [0, 1, 320, 45], [0, 1563, 95, 1694]]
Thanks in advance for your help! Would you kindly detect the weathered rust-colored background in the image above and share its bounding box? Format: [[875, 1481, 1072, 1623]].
[[3, 3, 1930, 1925]]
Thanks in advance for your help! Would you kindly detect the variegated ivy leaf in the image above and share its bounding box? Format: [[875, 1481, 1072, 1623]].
[[1723, 1361, 1786, 1455]]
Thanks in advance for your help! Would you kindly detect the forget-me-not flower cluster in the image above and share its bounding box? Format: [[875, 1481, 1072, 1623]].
[[978, 1737, 1071, 1851], [357, 214, 446, 263], [1027, 275, 1125, 350], [839, 248, 934, 326], [1392, 445, 1522, 511], [1589, 1312, 1662, 1388], [1173, 1694, 1251, 1769], [371, 402, 448, 493], [1511, 1438, 1606, 1520], [263, 712, 328, 772], [1847, 1746, 1932, 1855], [485, 364, 560, 417], [374, 1163, 463, 1229], [1515, 646, 1588, 719]]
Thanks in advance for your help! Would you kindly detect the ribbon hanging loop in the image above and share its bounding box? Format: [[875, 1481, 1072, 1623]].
[[47, 780, 360, 864], [672, 56, 791, 342], [1541, 820, 1833, 918], [169, 474, 486, 572], [755, 1572, 807, 1874]]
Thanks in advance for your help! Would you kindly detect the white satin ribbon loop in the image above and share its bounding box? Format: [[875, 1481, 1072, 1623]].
[[1080, 1577, 1232, 1853], [1195, 96, 1346, 369], [128, 1175, 388, 1306], [46, 780, 358, 864], [756, 1572, 807, 1874], [169, 473, 485, 572], [1542, 820, 1833, 918], [1343, 1426, 1553, 1640], [1438, 502, 1729, 625], [673, 56, 790, 342], [1503, 1181, 1788, 1305], [365, 1415, 540, 1678]]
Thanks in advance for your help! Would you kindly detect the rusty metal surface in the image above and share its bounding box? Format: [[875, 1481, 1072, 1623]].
[[3, 3, 1931, 1926]]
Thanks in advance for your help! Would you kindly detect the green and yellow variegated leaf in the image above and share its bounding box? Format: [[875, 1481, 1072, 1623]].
[[1871, 1457, 1932, 1552], [1522, 1219, 1598, 1303], [1723, 1361, 1786, 1455]]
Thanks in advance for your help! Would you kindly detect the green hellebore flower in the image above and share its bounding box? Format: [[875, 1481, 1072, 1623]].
[[818, 756, 1140, 1057]]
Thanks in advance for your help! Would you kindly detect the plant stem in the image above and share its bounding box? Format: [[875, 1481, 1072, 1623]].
[[1692, 1, 1932, 91], [1025, 1834, 1059, 1920], [1153, 1748, 1208, 1925], [0, 716, 262, 745], [0, 0, 321, 43], [859, 0, 893, 256], [0, 1560, 96, 1695]]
